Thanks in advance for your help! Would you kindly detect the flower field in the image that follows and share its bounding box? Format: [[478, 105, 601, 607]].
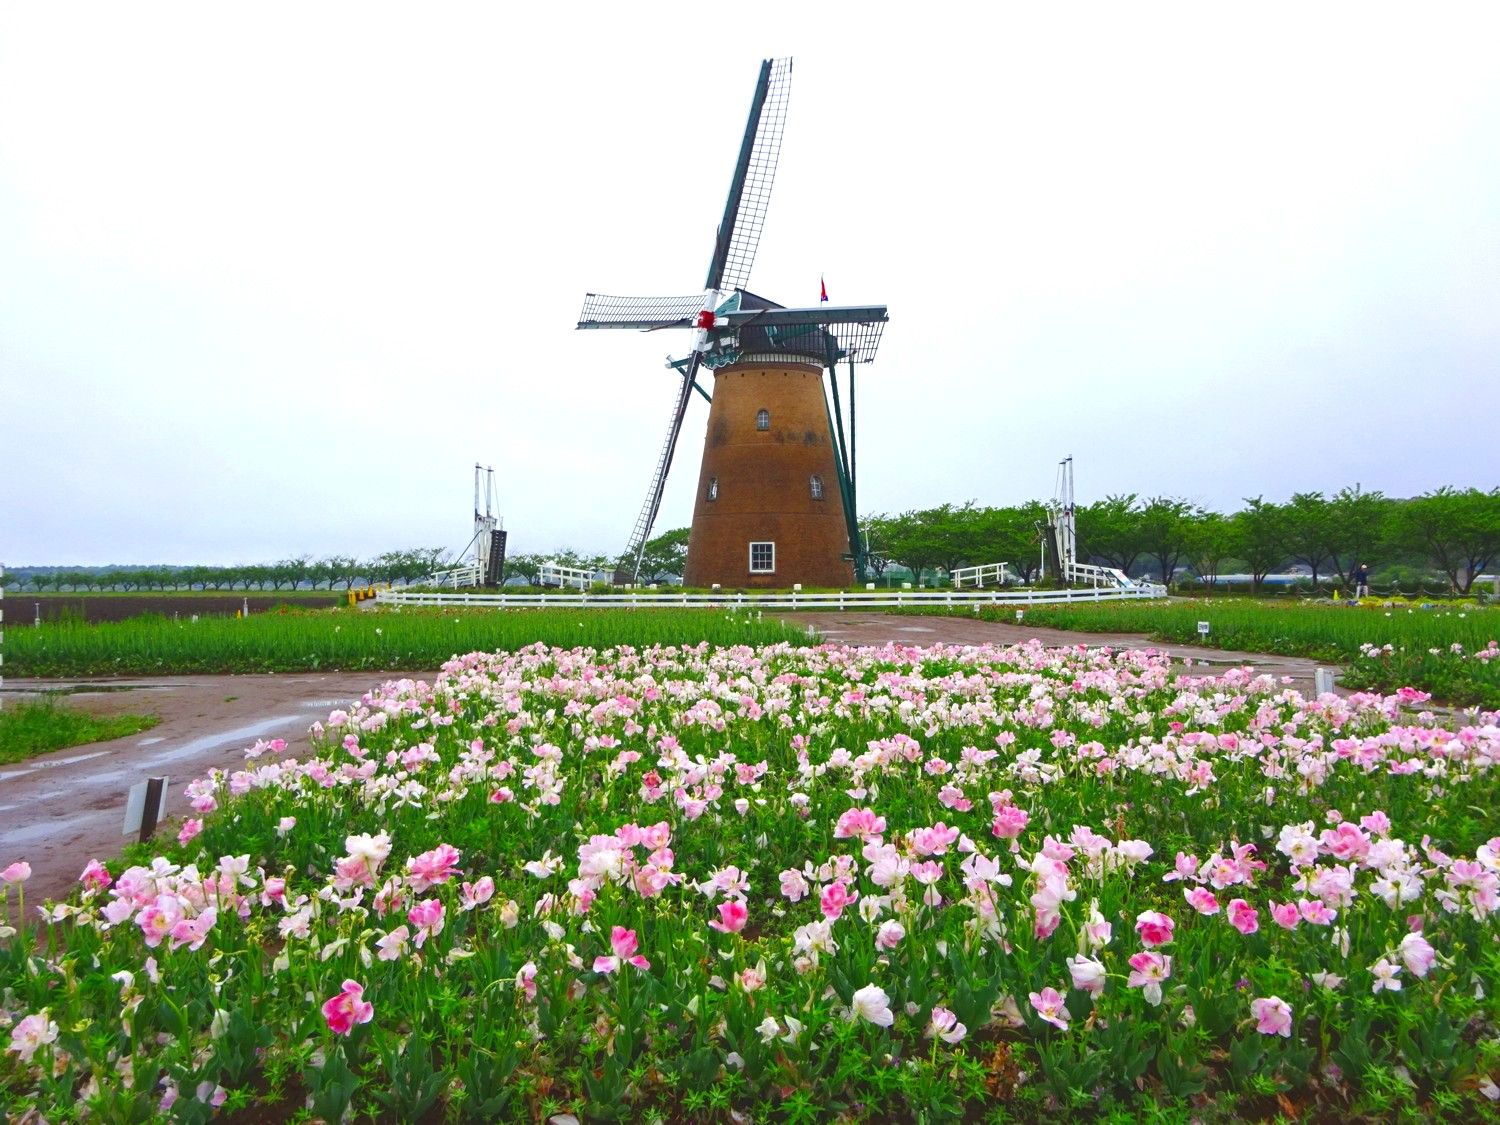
[[3, 639, 1499, 1121], [974, 599, 1500, 708]]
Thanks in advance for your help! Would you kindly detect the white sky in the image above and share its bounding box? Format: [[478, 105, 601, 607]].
[[3, 3, 1498, 566]]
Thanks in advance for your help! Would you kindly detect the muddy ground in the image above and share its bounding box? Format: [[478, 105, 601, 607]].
[[1, 614, 1331, 905]]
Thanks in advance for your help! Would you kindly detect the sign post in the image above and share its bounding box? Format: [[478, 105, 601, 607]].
[[123, 777, 171, 843]]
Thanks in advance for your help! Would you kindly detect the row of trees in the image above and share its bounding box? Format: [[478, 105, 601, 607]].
[[5, 549, 450, 593], [867, 487, 1500, 594]]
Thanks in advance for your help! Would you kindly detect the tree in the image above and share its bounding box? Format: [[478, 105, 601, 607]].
[[1234, 497, 1286, 591], [506, 553, 543, 587], [1182, 511, 1239, 589], [882, 511, 945, 586], [1390, 487, 1500, 594], [1278, 492, 1337, 588], [861, 515, 900, 582], [1137, 497, 1194, 585], [1325, 486, 1393, 589], [638, 528, 690, 583], [1079, 495, 1147, 576], [968, 503, 1046, 583]]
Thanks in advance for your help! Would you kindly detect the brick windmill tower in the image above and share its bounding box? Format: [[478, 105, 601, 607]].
[[577, 58, 888, 588]]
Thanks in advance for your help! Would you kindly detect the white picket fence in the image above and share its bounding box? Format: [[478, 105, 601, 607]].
[[951, 562, 1010, 589], [375, 582, 1166, 611]]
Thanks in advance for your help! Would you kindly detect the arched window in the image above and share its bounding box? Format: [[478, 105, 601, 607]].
[[755, 408, 770, 431], [810, 475, 824, 500], [707, 477, 718, 502]]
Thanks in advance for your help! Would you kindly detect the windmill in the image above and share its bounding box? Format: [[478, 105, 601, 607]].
[[577, 58, 888, 587]]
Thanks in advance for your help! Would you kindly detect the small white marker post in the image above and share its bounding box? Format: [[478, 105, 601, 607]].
[[1197, 621, 1211, 638], [1015, 609, 1024, 623], [123, 776, 170, 843], [1314, 667, 1335, 695]]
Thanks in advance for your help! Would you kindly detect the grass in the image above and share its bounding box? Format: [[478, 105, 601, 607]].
[[5, 606, 812, 677], [0, 698, 159, 764], [969, 598, 1500, 707]]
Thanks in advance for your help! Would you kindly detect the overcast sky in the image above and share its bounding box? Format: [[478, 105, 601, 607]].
[[3, 4, 1498, 566]]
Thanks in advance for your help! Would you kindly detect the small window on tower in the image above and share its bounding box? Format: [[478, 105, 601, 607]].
[[810, 475, 824, 500], [707, 477, 718, 502], [749, 541, 775, 573], [755, 409, 770, 431]]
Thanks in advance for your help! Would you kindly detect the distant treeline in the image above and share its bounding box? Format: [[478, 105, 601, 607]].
[[3, 549, 448, 593], [864, 486, 1500, 594]]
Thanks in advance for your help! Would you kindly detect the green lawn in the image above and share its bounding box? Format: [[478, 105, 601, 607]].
[[0, 699, 160, 765]]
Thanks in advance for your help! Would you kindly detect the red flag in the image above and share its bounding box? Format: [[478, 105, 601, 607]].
[[820, 276, 828, 303]]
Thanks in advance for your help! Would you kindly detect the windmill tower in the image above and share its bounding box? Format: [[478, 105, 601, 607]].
[[577, 58, 888, 587]]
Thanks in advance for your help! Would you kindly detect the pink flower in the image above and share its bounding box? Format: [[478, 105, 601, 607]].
[[1270, 901, 1300, 930], [406, 843, 462, 893], [406, 898, 446, 947], [597, 926, 651, 973], [1298, 898, 1336, 926], [779, 868, 811, 902], [709, 899, 748, 934], [321, 979, 374, 1036], [1226, 898, 1259, 935], [168, 907, 217, 952], [820, 881, 857, 920], [1250, 996, 1293, 1037], [2, 861, 32, 884], [833, 807, 886, 842], [177, 820, 203, 846], [137, 894, 184, 948], [991, 804, 1030, 840], [927, 1006, 968, 1043], [1184, 887, 1220, 915], [375, 925, 410, 961], [460, 876, 495, 911], [1067, 954, 1107, 996], [7, 1011, 59, 1062], [1135, 910, 1175, 948], [1127, 950, 1172, 1006], [516, 961, 538, 1002], [875, 919, 905, 950], [1029, 986, 1071, 1030], [1398, 932, 1436, 978], [79, 859, 112, 892]]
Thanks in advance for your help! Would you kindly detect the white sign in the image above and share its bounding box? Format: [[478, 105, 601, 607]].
[[122, 777, 170, 836], [1197, 621, 1210, 636], [1314, 668, 1335, 695]]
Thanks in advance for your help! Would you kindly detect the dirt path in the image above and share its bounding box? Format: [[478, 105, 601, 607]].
[[0, 615, 1336, 905], [0, 672, 438, 905]]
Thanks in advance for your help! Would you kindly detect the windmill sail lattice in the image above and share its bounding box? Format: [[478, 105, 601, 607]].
[[706, 57, 791, 293], [613, 351, 702, 585]]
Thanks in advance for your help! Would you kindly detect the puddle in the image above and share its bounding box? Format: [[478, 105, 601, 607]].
[[138, 736, 166, 746], [39, 750, 111, 768]]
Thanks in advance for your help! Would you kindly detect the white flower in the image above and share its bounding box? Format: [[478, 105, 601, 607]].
[[756, 1016, 781, 1043], [849, 983, 894, 1027], [344, 831, 391, 866]]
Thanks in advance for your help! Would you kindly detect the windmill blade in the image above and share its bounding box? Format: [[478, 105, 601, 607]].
[[722, 304, 889, 366], [615, 350, 703, 584], [704, 58, 792, 293], [719, 304, 888, 328], [578, 293, 706, 330]]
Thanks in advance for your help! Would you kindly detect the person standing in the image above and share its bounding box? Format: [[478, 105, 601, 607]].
[[1355, 562, 1371, 599]]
